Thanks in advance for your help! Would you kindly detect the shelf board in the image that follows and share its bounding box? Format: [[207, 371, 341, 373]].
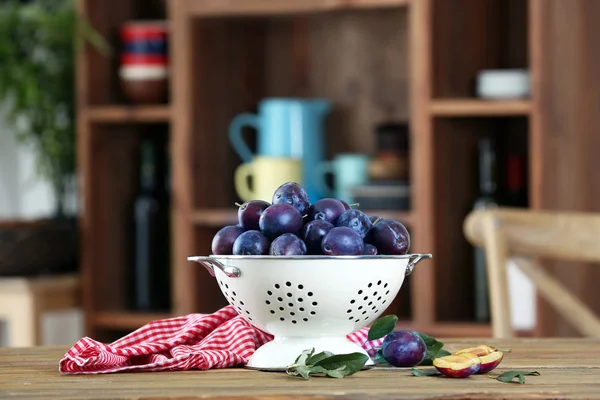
[[92, 311, 172, 330], [430, 99, 531, 117], [185, 0, 409, 17], [83, 106, 172, 123], [191, 208, 413, 227]]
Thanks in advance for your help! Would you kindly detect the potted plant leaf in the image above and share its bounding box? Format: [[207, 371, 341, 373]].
[[0, 0, 109, 276]]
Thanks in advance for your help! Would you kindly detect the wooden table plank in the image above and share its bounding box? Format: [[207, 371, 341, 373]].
[[1, 339, 599, 399]]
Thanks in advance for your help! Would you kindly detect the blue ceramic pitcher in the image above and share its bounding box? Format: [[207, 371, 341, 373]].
[[229, 98, 332, 202]]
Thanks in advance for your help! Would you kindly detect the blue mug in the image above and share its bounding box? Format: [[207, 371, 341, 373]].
[[229, 98, 332, 202]]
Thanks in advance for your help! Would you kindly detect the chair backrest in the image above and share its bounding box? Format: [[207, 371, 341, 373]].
[[463, 207, 600, 338]]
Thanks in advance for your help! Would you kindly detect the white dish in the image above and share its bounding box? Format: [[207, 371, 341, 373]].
[[188, 253, 432, 370], [476, 69, 530, 99]]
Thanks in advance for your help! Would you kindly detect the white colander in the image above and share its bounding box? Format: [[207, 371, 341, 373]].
[[187, 254, 431, 370]]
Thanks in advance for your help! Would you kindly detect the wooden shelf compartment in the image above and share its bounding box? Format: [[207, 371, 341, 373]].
[[83, 106, 172, 123], [184, 0, 409, 17], [430, 99, 531, 117], [431, 0, 528, 99], [431, 116, 528, 323], [91, 311, 172, 330], [190, 208, 414, 227]]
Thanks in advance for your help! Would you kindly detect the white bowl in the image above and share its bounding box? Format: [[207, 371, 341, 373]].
[[188, 254, 431, 370], [476, 69, 530, 99]]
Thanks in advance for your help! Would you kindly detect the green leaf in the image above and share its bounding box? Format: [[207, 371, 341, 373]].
[[306, 350, 334, 366], [313, 353, 369, 376], [494, 370, 540, 384], [416, 332, 438, 347], [294, 348, 314, 365], [436, 349, 451, 358], [415, 332, 450, 366], [374, 350, 388, 365], [411, 368, 442, 377], [368, 315, 399, 341], [324, 369, 347, 379], [295, 365, 312, 380], [287, 350, 369, 379]]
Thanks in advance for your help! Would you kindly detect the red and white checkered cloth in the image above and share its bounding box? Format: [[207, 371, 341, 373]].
[[59, 306, 383, 374]]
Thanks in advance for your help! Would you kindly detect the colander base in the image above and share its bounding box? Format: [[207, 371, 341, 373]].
[[246, 336, 375, 371]]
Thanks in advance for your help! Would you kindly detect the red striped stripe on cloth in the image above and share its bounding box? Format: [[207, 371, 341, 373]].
[[59, 306, 384, 374]]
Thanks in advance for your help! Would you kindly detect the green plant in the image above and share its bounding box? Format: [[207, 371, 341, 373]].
[[0, 0, 109, 217]]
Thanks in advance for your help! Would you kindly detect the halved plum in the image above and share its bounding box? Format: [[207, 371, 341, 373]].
[[433, 353, 481, 378], [454, 345, 504, 374]]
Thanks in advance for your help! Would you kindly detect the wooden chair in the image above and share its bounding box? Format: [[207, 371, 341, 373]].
[[463, 207, 600, 338], [0, 274, 79, 347]]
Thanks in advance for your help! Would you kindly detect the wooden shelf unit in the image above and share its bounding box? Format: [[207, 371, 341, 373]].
[[77, 0, 600, 340], [84, 106, 172, 123], [430, 99, 531, 117]]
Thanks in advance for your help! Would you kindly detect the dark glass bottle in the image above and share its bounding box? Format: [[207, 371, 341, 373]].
[[132, 139, 171, 311], [503, 154, 528, 207], [472, 137, 499, 322]]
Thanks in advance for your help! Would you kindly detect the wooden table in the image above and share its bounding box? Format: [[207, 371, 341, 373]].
[[1, 338, 599, 399]]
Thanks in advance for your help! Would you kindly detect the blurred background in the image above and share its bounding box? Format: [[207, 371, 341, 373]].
[[0, 0, 598, 347]]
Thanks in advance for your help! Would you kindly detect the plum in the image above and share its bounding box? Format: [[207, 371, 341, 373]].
[[300, 219, 334, 255], [259, 204, 303, 239], [321, 227, 364, 256], [232, 230, 270, 255], [211, 225, 245, 255], [454, 345, 503, 374], [381, 330, 427, 367], [272, 182, 310, 216], [270, 233, 307, 256], [307, 198, 346, 225], [237, 200, 270, 231], [366, 219, 410, 255], [340, 200, 351, 210], [362, 243, 378, 255], [433, 353, 481, 378], [336, 209, 373, 238]]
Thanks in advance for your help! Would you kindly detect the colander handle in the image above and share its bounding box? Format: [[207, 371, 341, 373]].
[[187, 256, 241, 278], [405, 253, 432, 276]]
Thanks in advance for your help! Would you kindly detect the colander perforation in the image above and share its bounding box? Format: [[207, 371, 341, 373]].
[[219, 279, 254, 321], [266, 282, 316, 323], [346, 280, 392, 324]]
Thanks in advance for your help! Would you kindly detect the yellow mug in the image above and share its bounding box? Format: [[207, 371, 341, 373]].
[[234, 157, 303, 202]]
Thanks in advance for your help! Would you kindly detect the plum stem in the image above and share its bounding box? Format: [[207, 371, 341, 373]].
[[350, 203, 360, 208], [235, 202, 243, 207], [372, 217, 382, 225]]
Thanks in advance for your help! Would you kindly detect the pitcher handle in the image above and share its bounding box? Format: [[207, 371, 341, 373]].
[[405, 253, 432, 276], [187, 256, 241, 278], [229, 113, 259, 163], [316, 161, 335, 198]]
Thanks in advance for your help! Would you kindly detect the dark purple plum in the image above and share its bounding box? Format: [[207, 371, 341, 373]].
[[336, 209, 373, 238], [237, 200, 270, 231], [321, 226, 364, 256], [272, 182, 311, 216], [232, 230, 270, 255], [362, 243, 378, 255], [300, 219, 334, 255], [307, 198, 346, 225], [367, 219, 410, 255], [381, 330, 427, 367], [340, 200, 351, 210], [211, 225, 245, 255], [258, 203, 303, 239], [269, 233, 307, 256]]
